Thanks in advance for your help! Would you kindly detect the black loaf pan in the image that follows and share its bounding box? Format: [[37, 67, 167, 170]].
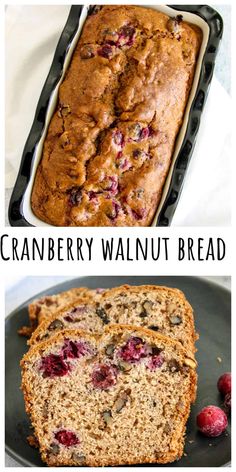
[[8, 5, 223, 227]]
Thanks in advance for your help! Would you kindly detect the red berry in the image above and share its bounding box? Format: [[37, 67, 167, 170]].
[[103, 175, 118, 195], [197, 405, 228, 437], [117, 157, 131, 170], [224, 393, 231, 414], [140, 126, 150, 140], [118, 25, 135, 47], [91, 364, 118, 390], [68, 187, 82, 206], [88, 190, 98, 201], [113, 130, 124, 147], [97, 44, 113, 59], [217, 372, 231, 395], [55, 430, 79, 447], [40, 354, 70, 378], [131, 207, 147, 221], [119, 337, 148, 362], [62, 339, 91, 360], [148, 353, 164, 371]]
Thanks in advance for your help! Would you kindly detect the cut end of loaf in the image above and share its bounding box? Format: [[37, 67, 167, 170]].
[[21, 325, 196, 466]]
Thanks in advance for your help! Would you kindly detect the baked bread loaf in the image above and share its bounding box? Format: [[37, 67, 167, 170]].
[[28, 287, 104, 328], [21, 325, 197, 466], [29, 285, 196, 358], [18, 287, 104, 338], [18, 287, 104, 336], [31, 5, 202, 226]]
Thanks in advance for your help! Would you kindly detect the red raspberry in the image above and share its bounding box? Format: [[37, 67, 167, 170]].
[[217, 372, 231, 395], [197, 405, 228, 437], [55, 430, 79, 447], [224, 393, 231, 414]]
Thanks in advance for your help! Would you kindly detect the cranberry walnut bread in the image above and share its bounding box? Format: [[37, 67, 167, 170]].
[[29, 284, 197, 358], [31, 5, 202, 226], [21, 325, 197, 466], [28, 287, 103, 328], [18, 287, 104, 336]]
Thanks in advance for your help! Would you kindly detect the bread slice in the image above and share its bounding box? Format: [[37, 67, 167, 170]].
[[28, 287, 104, 327], [29, 285, 196, 357], [18, 287, 104, 336], [21, 325, 197, 466]]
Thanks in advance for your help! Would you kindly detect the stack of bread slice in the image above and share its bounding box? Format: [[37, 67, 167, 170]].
[[20, 284, 197, 466]]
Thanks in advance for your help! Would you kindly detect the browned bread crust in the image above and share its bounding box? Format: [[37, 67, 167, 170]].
[[31, 5, 202, 226], [29, 284, 197, 359], [27, 287, 102, 328], [19, 287, 100, 337], [21, 325, 197, 466]]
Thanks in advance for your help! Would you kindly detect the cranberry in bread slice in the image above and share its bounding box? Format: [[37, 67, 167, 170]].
[[21, 325, 197, 466]]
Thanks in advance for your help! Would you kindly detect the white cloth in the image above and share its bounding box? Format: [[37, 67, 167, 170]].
[[172, 78, 231, 226], [5, 5, 71, 188], [5, 5, 231, 226]]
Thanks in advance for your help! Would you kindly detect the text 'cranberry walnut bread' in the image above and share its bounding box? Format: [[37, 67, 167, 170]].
[[21, 325, 197, 466], [18, 287, 104, 336], [29, 284, 197, 359], [31, 5, 202, 227]]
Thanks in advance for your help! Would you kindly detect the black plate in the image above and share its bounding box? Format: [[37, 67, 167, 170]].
[[8, 5, 223, 227], [5, 276, 231, 466]]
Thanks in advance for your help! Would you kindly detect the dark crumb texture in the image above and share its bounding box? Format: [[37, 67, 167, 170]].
[[31, 5, 202, 226], [21, 325, 197, 466]]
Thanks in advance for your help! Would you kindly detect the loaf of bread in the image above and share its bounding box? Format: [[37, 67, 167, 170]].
[[28, 285, 196, 358], [21, 325, 197, 466], [31, 5, 202, 226]]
